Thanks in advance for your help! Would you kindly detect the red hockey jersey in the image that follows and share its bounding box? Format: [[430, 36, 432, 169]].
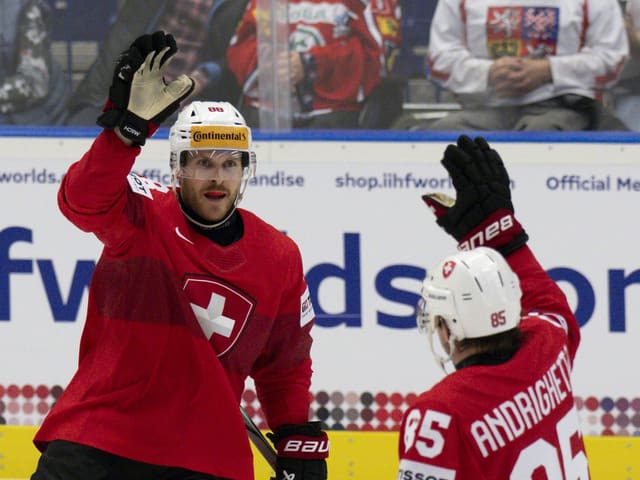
[[398, 246, 590, 479], [227, 0, 381, 117], [34, 131, 316, 479]]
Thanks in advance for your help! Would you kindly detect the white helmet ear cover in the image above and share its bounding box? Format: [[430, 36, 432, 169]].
[[416, 285, 458, 372], [416, 284, 455, 334], [416, 246, 522, 343]]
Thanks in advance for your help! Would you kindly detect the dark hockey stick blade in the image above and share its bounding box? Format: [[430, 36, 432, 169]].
[[241, 406, 277, 471]]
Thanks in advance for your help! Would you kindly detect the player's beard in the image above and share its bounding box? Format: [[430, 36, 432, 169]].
[[178, 180, 241, 229]]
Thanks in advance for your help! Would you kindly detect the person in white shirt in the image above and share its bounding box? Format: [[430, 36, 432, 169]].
[[423, 0, 629, 131], [613, 0, 640, 130]]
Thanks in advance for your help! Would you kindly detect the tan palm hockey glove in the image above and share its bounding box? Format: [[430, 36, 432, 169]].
[[100, 31, 194, 145], [121, 47, 194, 142]]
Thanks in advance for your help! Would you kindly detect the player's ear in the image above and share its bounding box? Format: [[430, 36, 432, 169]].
[[436, 316, 449, 333], [435, 316, 449, 343]]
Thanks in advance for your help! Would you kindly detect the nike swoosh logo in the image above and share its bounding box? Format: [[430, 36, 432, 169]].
[[175, 226, 194, 245]]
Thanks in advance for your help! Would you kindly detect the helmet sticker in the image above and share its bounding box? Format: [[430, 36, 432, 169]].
[[190, 125, 250, 150], [442, 260, 456, 278]]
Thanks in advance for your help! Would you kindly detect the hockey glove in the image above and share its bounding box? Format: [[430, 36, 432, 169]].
[[97, 31, 194, 145], [422, 135, 528, 256], [97, 31, 167, 129], [267, 422, 328, 480]]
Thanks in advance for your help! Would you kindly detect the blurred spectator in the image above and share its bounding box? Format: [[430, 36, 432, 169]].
[[358, 0, 406, 129], [61, 0, 249, 126], [227, 0, 382, 129], [613, 0, 640, 130], [367, 0, 402, 77], [419, 0, 628, 131], [0, 0, 69, 125]]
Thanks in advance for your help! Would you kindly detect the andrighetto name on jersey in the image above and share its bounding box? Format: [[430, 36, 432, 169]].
[[470, 347, 572, 458]]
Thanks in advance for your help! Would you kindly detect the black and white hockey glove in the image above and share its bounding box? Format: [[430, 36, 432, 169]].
[[267, 422, 328, 480], [97, 31, 194, 145], [97, 32, 158, 129], [422, 135, 528, 256]]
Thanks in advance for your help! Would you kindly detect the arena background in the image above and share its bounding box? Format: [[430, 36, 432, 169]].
[[0, 128, 639, 478], [1, 0, 639, 477]]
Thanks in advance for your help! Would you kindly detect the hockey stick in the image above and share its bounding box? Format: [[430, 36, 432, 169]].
[[241, 405, 278, 471]]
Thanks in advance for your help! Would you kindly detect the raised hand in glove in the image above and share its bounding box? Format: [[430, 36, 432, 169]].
[[97, 32, 160, 129], [423, 135, 528, 256], [97, 31, 194, 145], [267, 422, 328, 480]]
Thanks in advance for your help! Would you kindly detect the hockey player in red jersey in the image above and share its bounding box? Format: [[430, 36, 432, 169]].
[[226, 0, 382, 129], [30, 32, 328, 480], [399, 135, 590, 479]]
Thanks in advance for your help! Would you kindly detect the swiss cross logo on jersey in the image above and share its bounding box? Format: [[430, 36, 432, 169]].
[[442, 261, 456, 279], [183, 274, 255, 357]]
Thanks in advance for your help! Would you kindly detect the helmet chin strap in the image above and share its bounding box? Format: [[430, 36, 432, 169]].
[[427, 321, 458, 374]]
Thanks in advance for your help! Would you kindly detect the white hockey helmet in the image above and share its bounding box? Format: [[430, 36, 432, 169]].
[[416, 247, 522, 367], [169, 101, 256, 183]]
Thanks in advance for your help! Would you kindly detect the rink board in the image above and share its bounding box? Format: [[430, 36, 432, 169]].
[[0, 425, 638, 479]]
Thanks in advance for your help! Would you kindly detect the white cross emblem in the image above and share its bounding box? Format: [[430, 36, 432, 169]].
[[191, 292, 236, 340], [442, 260, 456, 278]]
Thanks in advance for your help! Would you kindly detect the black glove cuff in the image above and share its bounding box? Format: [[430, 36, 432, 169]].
[[496, 230, 529, 257], [96, 108, 125, 129], [117, 111, 149, 146]]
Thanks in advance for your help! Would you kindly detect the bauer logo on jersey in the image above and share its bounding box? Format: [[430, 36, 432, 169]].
[[183, 275, 256, 357], [190, 126, 249, 150], [300, 286, 315, 327]]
